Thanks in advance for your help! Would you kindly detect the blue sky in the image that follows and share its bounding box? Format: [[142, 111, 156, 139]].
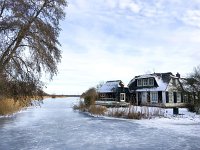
[[44, 0, 200, 94]]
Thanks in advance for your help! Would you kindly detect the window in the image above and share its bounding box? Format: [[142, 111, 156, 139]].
[[137, 78, 154, 87], [168, 92, 173, 103], [183, 94, 188, 103], [166, 92, 169, 103], [149, 78, 154, 86], [100, 94, 105, 97], [120, 93, 126, 102], [177, 92, 181, 103], [151, 92, 158, 103], [137, 79, 142, 86], [143, 79, 148, 86]]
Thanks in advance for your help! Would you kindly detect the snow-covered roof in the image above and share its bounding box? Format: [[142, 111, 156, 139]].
[[136, 76, 168, 92], [128, 72, 176, 92], [135, 74, 155, 79], [98, 80, 124, 93]]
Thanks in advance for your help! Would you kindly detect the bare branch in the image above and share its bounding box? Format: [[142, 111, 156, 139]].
[[0, 0, 67, 99]]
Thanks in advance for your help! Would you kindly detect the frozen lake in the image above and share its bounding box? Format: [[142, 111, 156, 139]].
[[0, 97, 200, 150]]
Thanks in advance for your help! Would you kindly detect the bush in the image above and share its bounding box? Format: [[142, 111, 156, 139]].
[[186, 103, 196, 113], [84, 96, 94, 107], [81, 87, 98, 108]]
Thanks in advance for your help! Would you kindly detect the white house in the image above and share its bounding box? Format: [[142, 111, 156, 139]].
[[128, 72, 187, 107]]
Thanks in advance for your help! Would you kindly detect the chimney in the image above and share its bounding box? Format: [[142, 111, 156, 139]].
[[176, 72, 180, 78]]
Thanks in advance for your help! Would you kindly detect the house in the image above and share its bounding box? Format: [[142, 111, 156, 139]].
[[128, 72, 187, 107], [97, 80, 130, 102]]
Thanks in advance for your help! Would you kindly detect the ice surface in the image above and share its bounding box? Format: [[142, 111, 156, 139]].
[[0, 98, 200, 150]]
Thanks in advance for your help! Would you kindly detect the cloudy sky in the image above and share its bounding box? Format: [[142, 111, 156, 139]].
[[45, 0, 200, 95]]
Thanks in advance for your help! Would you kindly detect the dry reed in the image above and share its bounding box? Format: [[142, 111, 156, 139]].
[[0, 99, 22, 115]]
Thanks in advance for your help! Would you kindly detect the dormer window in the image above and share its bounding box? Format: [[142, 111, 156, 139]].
[[143, 79, 148, 86], [149, 78, 154, 86], [137, 78, 154, 87], [137, 79, 142, 86]]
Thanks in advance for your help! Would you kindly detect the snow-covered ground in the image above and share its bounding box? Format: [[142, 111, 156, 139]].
[[105, 106, 200, 123], [136, 109, 200, 139], [163, 108, 199, 120], [104, 106, 200, 139]]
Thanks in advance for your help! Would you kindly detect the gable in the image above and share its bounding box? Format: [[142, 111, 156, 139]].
[[166, 77, 182, 92]]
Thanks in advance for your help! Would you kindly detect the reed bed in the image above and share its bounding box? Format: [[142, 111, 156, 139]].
[[0, 99, 23, 115]]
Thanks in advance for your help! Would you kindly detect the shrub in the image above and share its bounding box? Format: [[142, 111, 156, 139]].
[[81, 87, 98, 108], [73, 100, 87, 112], [186, 103, 196, 112]]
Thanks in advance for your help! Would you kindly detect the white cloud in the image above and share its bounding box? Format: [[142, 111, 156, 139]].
[[44, 0, 200, 94], [118, 0, 141, 13], [105, 0, 117, 9], [182, 10, 200, 28]]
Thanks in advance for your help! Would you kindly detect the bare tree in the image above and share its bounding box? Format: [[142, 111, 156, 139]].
[[0, 0, 67, 100], [182, 65, 200, 113]]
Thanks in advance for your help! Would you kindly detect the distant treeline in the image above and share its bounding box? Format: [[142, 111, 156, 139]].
[[50, 95, 81, 98]]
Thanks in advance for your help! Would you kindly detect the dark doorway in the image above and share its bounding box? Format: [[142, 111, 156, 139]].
[[131, 93, 137, 105], [158, 91, 162, 103], [166, 92, 169, 103], [173, 92, 177, 103], [147, 92, 150, 103], [138, 92, 142, 105]]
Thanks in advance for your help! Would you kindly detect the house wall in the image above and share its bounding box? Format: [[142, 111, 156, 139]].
[[167, 78, 181, 92], [142, 92, 147, 103], [99, 93, 116, 101], [136, 92, 138, 105], [177, 92, 181, 103], [135, 91, 172, 105], [166, 78, 184, 104], [136, 91, 162, 104], [134, 91, 184, 105], [168, 92, 174, 103], [162, 92, 166, 103]]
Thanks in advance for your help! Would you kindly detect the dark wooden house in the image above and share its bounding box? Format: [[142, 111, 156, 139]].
[[98, 80, 130, 102]]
